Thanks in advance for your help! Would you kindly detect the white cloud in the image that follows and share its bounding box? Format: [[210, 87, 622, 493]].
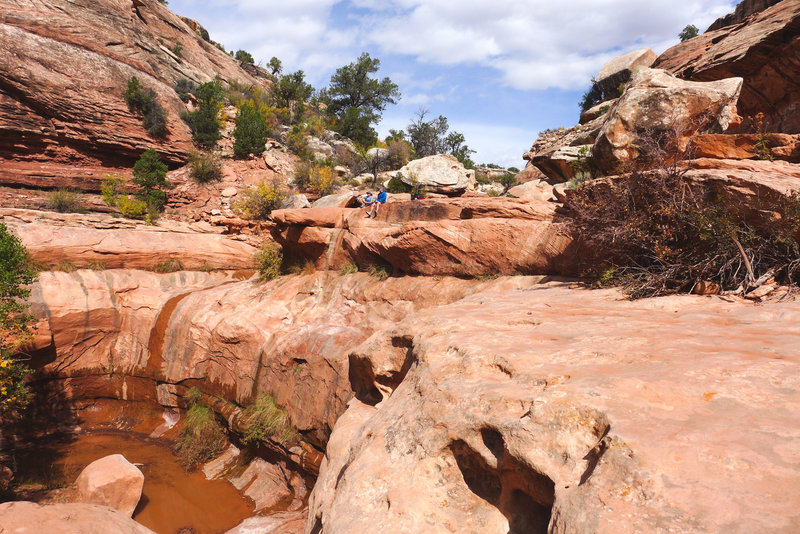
[[359, 0, 737, 90]]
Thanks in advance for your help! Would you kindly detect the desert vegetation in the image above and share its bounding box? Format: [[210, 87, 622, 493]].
[[124, 76, 168, 137]]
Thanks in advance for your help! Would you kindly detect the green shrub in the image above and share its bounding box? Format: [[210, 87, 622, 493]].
[[233, 179, 287, 220], [567, 171, 590, 190], [235, 50, 254, 64], [101, 174, 125, 207], [181, 79, 224, 147], [188, 151, 222, 183], [368, 264, 389, 281], [386, 173, 411, 194], [254, 243, 283, 281], [340, 262, 358, 275], [679, 24, 699, 42], [152, 259, 184, 273], [174, 396, 227, 469], [124, 76, 168, 137], [498, 173, 518, 193], [0, 222, 36, 417], [233, 101, 270, 157], [241, 394, 296, 446], [132, 148, 170, 214], [171, 42, 183, 58], [175, 78, 196, 102], [48, 189, 79, 213], [116, 196, 148, 219]]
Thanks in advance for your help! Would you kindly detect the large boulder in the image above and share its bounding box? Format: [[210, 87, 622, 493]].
[[75, 454, 144, 517], [595, 48, 657, 98], [397, 154, 475, 194], [592, 68, 743, 173], [0, 502, 155, 534], [655, 0, 800, 133], [507, 179, 556, 202]]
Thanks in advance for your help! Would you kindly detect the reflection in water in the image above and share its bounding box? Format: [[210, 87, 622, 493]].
[[13, 432, 254, 534]]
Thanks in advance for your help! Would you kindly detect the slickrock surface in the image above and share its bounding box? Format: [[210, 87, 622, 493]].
[[308, 283, 800, 534], [270, 197, 578, 276], [0, 501, 156, 534], [2, 209, 258, 270], [655, 0, 800, 133]]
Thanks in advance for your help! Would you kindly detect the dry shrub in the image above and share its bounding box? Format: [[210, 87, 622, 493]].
[[188, 151, 222, 183], [233, 179, 287, 219], [174, 388, 227, 469], [567, 170, 800, 298]]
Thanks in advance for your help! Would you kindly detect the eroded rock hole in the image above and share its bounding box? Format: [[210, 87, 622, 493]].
[[451, 437, 555, 534]]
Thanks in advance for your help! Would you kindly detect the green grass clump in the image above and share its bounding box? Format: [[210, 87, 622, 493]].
[[241, 394, 297, 446], [340, 262, 358, 275], [174, 387, 227, 469]]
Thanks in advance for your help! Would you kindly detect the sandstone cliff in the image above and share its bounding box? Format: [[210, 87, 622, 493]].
[[0, 0, 266, 188]]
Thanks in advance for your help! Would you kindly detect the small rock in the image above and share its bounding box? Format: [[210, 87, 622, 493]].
[[210, 209, 222, 216], [221, 187, 238, 198]]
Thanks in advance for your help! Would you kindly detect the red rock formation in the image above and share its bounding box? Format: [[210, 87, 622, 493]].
[[0, 0, 267, 189], [2, 208, 259, 270], [706, 0, 783, 31], [270, 197, 579, 277], [309, 282, 800, 534], [0, 502, 156, 534], [655, 0, 800, 133]]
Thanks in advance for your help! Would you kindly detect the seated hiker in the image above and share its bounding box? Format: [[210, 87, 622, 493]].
[[367, 187, 387, 218], [363, 191, 374, 215]]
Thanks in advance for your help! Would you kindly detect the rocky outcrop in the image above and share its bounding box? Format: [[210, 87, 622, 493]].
[[655, 0, 800, 133], [595, 48, 656, 98], [523, 118, 606, 183], [507, 179, 557, 202], [592, 68, 743, 173], [2, 209, 258, 270], [691, 133, 800, 162], [0, 502, 156, 534], [308, 282, 800, 533], [270, 197, 579, 277], [75, 454, 144, 517], [225, 512, 306, 534], [707, 0, 783, 31], [0, 0, 266, 188], [397, 154, 475, 194]]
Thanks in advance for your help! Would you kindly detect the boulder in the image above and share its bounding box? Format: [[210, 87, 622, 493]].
[[366, 147, 390, 160], [280, 194, 311, 210], [529, 144, 592, 183], [311, 193, 359, 209], [225, 512, 306, 534], [691, 133, 800, 162], [0, 502, 155, 534], [75, 454, 144, 517], [507, 179, 556, 202], [524, 117, 606, 182], [595, 48, 657, 98], [513, 164, 547, 184], [579, 98, 617, 125], [655, 0, 800, 133], [592, 68, 743, 173], [306, 137, 335, 160], [397, 154, 475, 194]]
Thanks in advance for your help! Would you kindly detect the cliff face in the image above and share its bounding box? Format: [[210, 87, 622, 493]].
[[655, 0, 800, 133], [0, 0, 265, 188], [706, 0, 783, 31]]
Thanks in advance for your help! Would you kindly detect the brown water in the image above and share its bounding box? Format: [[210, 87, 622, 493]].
[[13, 432, 254, 534]]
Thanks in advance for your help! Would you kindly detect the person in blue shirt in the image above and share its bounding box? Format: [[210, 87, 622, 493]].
[[367, 187, 387, 218], [363, 191, 374, 216]]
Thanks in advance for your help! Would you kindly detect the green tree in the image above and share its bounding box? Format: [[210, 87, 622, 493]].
[[132, 148, 170, 212], [270, 70, 313, 123], [267, 57, 282, 76], [679, 24, 699, 42], [182, 79, 224, 146], [0, 223, 36, 417], [124, 76, 168, 137], [233, 101, 270, 157], [407, 108, 473, 165], [235, 50, 254, 64], [324, 52, 400, 146], [444, 131, 475, 168]]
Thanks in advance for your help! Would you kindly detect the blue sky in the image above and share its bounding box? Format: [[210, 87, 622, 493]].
[[167, 0, 738, 168]]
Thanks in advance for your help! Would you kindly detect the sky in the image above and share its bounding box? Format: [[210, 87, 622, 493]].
[[167, 0, 738, 168]]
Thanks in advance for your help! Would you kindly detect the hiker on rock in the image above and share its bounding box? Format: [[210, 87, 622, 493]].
[[363, 191, 374, 216], [367, 187, 387, 218]]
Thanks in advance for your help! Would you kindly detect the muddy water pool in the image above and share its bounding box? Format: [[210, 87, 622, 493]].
[[12, 431, 254, 534]]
